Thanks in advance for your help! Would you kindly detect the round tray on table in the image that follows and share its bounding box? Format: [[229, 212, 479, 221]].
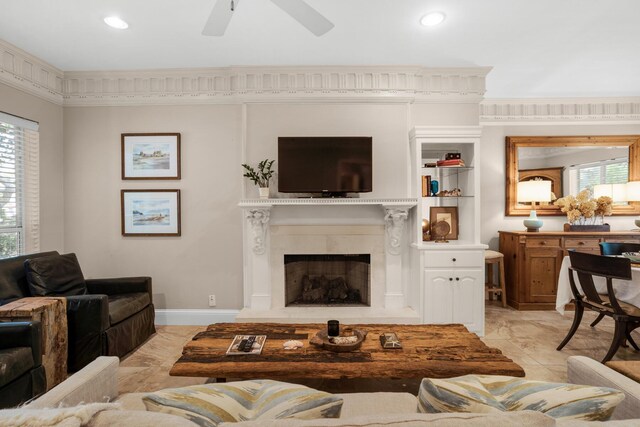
[[309, 329, 367, 352]]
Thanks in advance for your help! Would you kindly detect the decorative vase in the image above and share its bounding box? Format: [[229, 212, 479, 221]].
[[430, 180, 439, 196], [258, 187, 269, 199]]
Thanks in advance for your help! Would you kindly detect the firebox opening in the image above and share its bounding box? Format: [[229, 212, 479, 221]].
[[284, 254, 371, 307]]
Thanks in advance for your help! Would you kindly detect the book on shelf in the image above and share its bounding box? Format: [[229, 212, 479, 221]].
[[226, 335, 267, 356], [436, 159, 466, 167], [422, 175, 431, 197]]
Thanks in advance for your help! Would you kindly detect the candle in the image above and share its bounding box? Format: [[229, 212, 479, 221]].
[[327, 320, 340, 337]]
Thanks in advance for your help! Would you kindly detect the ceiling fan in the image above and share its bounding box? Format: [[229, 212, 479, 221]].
[[202, 0, 334, 37]]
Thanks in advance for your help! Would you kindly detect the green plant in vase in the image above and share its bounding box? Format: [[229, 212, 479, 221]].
[[242, 159, 275, 199]]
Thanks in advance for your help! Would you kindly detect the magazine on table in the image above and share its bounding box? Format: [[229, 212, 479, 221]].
[[226, 335, 267, 355]]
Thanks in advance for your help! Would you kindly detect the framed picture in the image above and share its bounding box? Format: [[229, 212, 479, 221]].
[[121, 133, 181, 179], [121, 190, 181, 236], [429, 206, 459, 240]]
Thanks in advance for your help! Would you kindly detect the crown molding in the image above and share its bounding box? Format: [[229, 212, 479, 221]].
[[480, 97, 640, 125], [62, 66, 491, 106], [0, 40, 64, 105], [0, 38, 490, 106]]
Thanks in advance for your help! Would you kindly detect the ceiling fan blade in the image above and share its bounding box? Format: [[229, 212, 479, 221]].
[[202, 0, 239, 36], [270, 0, 334, 36]]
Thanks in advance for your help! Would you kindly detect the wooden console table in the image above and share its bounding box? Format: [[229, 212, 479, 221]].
[[0, 297, 68, 390], [499, 231, 640, 310]]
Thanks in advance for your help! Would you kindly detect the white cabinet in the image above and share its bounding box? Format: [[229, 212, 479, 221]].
[[423, 252, 484, 334], [410, 127, 486, 336]]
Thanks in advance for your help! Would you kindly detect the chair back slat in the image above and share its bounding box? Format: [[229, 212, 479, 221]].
[[575, 271, 604, 302], [599, 242, 640, 256], [569, 250, 632, 281]]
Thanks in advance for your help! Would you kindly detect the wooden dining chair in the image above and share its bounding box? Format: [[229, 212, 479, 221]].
[[557, 250, 640, 363], [591, 242, 640, 327], [599, 242, 640, 256]]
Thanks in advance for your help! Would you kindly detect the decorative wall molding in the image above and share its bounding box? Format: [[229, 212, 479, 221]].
[[480, 98, 640, 125], [383, 207, 410, 256], [62, 66, 491, 106], [0, 40, 64, 105], [246, 208, 271, 255]]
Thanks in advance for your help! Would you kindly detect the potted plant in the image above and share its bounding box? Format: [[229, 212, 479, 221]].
[[242, 159, 275, 199]]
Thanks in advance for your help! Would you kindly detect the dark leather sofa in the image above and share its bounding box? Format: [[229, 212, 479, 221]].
[[0, 251, 156, 372], [0, 321, 46, 408]]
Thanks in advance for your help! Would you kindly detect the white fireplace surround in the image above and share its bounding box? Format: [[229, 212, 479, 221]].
[[237, 198, 420, 323]]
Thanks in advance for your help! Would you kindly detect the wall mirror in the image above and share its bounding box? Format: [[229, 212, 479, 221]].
[[505, 135, 640, 216]]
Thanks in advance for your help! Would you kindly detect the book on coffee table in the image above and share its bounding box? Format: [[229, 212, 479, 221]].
[[226, 335, 267, 356]]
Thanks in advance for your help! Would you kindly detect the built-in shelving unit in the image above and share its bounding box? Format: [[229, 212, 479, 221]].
[[409, 126, 486, 335]]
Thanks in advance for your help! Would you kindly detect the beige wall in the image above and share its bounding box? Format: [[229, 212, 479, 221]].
[[63, 105, 243, 309], [481, 124, 640, 250], [0, 83, 64, 251], [63, 102, 421, 309]]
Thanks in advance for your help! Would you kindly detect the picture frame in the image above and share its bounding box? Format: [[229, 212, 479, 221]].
[[429, 206, 459, 240], [121, 190, 181, 236], [121, 133, 181, 180]]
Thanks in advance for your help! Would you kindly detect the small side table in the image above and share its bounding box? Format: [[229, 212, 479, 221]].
[[0, 297, 68, 390]]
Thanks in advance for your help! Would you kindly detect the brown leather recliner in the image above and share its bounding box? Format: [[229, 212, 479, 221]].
[[0, 252, 155, 372]]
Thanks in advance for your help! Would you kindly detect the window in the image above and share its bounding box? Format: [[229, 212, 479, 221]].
[[572, 158, 629, 195], [0, 112, 39, 259]]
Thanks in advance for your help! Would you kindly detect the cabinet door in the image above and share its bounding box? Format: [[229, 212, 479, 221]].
[[452, 269, 484, 333], [423, 270, 453, 324], [525, 247, 563, 303]]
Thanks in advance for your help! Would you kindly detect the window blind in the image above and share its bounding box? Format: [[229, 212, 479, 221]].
[[0, 112, 39, 259]]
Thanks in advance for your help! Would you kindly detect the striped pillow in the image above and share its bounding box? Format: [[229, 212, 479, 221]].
[[142, 380, 343, 426], [418, 375, 624, 421]]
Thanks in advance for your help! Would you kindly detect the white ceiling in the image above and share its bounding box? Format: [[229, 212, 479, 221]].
[[1, 0, 639, 98]]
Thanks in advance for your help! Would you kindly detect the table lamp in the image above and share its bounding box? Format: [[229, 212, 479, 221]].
[[593, 183, 627, 202], [625, 181, 640, 228], [517, 180, 552, 232]]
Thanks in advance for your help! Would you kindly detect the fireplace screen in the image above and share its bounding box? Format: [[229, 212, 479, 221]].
[[284, 254, 371, 306]]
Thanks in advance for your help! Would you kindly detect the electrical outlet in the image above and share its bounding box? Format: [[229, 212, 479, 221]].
[[208, 295, 216, 307]]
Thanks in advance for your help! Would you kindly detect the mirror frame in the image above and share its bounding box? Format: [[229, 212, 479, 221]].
[[505, 135, 640, 216]]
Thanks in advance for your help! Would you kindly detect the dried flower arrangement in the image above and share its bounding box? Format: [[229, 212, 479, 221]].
[[554, 189, 613, 225]]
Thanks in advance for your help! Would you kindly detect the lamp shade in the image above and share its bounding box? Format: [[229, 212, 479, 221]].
[[593, 183, 627, 202], [626, 181, 640, 202], [517, 180, 552, 203]]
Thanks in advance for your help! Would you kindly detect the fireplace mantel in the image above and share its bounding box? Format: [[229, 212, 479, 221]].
[[239, 198, 417, 208], [238, 198, 420, 323]]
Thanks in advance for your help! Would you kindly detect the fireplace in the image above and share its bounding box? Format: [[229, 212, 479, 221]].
[[284, 254, 371, 307]]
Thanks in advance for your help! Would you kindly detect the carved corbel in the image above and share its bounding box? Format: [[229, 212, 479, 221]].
[[383, 207, 409, 255], [246, 208, 271, 255]]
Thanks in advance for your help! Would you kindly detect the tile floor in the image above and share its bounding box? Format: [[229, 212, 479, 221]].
[[118, 302, 640, 395]]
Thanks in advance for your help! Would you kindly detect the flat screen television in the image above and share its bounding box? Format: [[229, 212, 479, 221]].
[[278, 137, 372, 196]]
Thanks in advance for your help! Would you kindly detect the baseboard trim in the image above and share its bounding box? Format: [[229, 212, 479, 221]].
[[155, 309, 240, 325]]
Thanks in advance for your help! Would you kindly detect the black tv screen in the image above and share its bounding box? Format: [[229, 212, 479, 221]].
[[278, 137, 372, 194]]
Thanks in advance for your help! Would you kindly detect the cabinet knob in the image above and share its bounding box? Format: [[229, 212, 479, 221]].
[[456, 277, 460, 281], [452, 258, 457, 262], [579, 241, 585, 245], [540, 241, 546, 245], [449, 278, 453, 281]]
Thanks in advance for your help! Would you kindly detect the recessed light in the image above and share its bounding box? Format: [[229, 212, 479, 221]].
[[104, 16, 129, 30], [420, 12, 446, 27]]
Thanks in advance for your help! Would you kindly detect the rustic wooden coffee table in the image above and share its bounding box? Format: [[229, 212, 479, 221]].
[[170, 323, 525, 380]]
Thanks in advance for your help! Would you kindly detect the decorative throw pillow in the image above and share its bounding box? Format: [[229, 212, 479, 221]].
[[418, 375, 625, 421], [142, 380, 343, 427], [25, 253, 87, 296]]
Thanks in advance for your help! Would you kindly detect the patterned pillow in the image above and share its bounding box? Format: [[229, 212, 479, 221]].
[[142, 380, 343, 427], [418, 375, 624, 421]]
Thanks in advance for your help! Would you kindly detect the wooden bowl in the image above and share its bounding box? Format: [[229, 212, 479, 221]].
[[309, 329, 367, 352]]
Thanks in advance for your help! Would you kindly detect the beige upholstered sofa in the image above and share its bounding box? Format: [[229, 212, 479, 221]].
[[20, 356, 640, 426]]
